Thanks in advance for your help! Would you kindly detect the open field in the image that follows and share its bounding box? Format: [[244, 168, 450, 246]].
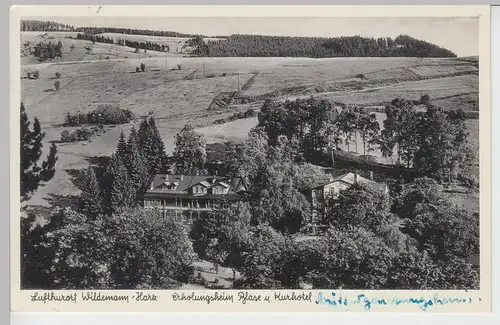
[[20, 31, 480, 211]]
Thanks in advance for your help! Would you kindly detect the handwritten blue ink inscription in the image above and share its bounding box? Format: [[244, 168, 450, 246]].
[[315, 292, 476, 311]]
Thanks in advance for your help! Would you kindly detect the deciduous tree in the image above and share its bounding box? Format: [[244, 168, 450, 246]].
[[173, 123, 206, 175]]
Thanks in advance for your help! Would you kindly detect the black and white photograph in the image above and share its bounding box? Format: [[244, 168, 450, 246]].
[[18, 14, 482, 292]]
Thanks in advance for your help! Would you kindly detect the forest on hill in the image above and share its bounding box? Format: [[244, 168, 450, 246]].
[[21, 20, 457, 58], [21, 20, 213, 38], [194, 34, 457, 58], [21, 20, 74, 32]]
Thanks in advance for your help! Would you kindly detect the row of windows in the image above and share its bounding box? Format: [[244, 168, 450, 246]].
[[144, 198, 214, 209]]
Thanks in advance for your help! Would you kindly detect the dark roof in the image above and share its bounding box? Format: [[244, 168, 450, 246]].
[[143, 192, 243, 201], [148, 174, 246, 195]]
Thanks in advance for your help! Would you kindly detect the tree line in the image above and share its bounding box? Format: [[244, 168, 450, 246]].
[[21, 19, 207, 38], [73, 26, 207, 38], [21, 20, 74, 32], [195, 34, 457, 58], [75, 33, 170, 52]]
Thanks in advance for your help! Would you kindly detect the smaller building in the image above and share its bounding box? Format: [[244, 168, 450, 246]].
[[306, 172, 389, 224], [142, 174, 247, 224]]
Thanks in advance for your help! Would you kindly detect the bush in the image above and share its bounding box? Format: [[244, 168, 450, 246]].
[[244, 108, 256, 118], [356, 73, 366, 79], [65, 112, 87, 126], [420, 94, 431, 105], [54, 81, 60, 91], [177, 64, 182, 70], [70, 44, 75, 51], [140, 63, 146, 72], [60, 130, 74, 142], [27, 70, 40, 79], [60, 125, 103, 143], [136, 67, 140, 73], [55, 72, 61, 79], [91, 104, 133, 125]]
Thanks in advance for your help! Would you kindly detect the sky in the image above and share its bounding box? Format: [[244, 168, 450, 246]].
[[27, 17, 479, 57]]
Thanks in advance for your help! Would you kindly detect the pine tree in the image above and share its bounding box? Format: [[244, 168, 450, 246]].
[[137, 117, 167, 174], [78, 166, 103, 219], [40, 143, 58, 181], [116, 130, 127, 160], [20, 103, 58, 201], [128, 148, 151, 197], [109, 156, 136, 211]]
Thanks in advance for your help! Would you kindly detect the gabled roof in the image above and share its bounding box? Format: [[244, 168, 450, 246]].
[[197, 181, 211, 188], [308, 172, 387, 193], [215, 182, 230, 188], [148, 174, 244, 195]]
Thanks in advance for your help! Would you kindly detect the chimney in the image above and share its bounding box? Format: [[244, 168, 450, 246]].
[[180, 175, 184, 181], [369, 171, 374, 181], [355, 173, 359, 183], [165, 174, 169, 180], [150, 181, 154, 190]]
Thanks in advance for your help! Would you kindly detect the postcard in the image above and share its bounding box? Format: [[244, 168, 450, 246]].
[[10, 5, 491, 313]]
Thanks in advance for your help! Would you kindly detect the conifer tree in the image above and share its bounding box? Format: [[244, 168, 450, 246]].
[[20, 103, 58, 201], [116, 130, 127, 160], [78, 166, 103, 219], [137, 117, 167, 174], [110, 156, 136, 211], [128, 148, 151, 197]]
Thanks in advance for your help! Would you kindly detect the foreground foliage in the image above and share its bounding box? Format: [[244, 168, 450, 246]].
[[21, 207, 195, 289]]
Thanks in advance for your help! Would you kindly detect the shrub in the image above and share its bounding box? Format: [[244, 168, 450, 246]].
[[64, 112, 87, 126], [70, 44, 75, 51], [54, 81, 60, 91], [25, 71, 31, 79], [140, 63, 145, 72], [91, 104, 133, 125], [356, 73, 366, 79], [60, 126, 102, 143], [177, 64, 182, 70], [31, 70, 40, 79], [64, 106, 133, 127], [244, 108, 256, 118], [55, 72, 61, 79], [136, 67, 141, 73], [206, 74, 215, 78], [420, 94, 431, 105], [60, 130, 73, 142]]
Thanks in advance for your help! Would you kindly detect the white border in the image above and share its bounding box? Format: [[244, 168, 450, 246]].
[[9, 4, 494, 318]]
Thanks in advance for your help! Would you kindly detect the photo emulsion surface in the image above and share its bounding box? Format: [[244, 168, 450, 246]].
[[19, 15, 481, 293]]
